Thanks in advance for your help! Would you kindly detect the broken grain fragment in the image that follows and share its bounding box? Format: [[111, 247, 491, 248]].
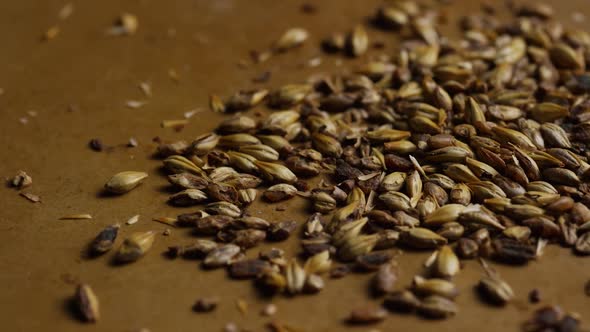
[[60, 214, 92, 220], [20, 192, 41, 203], [108, 13, 138, 36], [10, 170, 32, 189], [193, 296, 219, 312]]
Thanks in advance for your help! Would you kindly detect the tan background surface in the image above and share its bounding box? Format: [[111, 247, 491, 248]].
[[0, 0, 589, 331]]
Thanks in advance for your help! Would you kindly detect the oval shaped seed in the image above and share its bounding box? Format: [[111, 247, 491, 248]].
[[400, 228, 447, 249], [379, 191, 411, 211], [348, 304, 387, 324], [550, 42, 585, 70], [541, 123, 572, 148], [116, 231, 156, 263], [238, 144, 280, 161], [383, 290, 420, 312], [373, 262, 399, 294], [434, 246, 460, 278], [338, 234, 379, 262], [90, 224, 120, 255], [413, 276, 459, 299], [312, 191, 337, 213], [542, 168, 580, 187], [217, 115, 257, 133], [163, 155, 205, 175], [457, 238, 479, 259], [424, 204, 467, 226], [104, 171, 148, 194], [264, 184, 298, 202], [205, 201, 242, 218], [203, 244, 241, 268], [168, 189, 208, 206], [437, 222, 465, 241], [477, 276, 514, 305], [238, 188, 258, 205], [255, 160, 298, 184], [303, 250, 332, 275], [347, 25, 368, 57], [229, 259, 271, 279], [417, 295, 458, 319], [268, 84, 312, 108], [218, 133, 261, 147], [274, 28, 309, 52], [530, 102, 569, 123], [286, 258, 306, 294], [75, 284, 100, 323]]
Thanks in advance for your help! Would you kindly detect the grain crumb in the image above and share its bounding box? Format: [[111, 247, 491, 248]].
[[20, 192, 41, 203]]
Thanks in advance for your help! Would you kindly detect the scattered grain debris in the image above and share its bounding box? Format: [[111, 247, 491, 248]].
[[10, 170, 32, 189], [138, 81, 152, 97], [127, 137, 138, 147], [250, 50, 271, 64], [223, 322, 238, 332], [301, 3, 317, 14], [67, 104, 79, 112], [529, 289, 541, 303], [125, 100, 147, 109], [261, 303, 277, 316], [168, 68, 179, 82], [209, 94, 225, 113], [88, 139, 103, 152], [184, 109, 203, 119], [60, 214, 92, 220], [126, 215, 140, 225], [236, 298, 248, 315], [42, 26, 60, 41], [193, 296, 219, 312], [307, 56, 322, 67], [161, 119, 188, 130], [60, 272, 79, 285], [75, 284, 99, 323], [273, 28, 309, 52], [151, 216, 177, 227], [58, 3, 74, 20], [163, 228, 171, 236], [572, 12, 586, 23], [20, 192, 41, 203], [107, 13, 138, 36], [252, 71, 271, 84]]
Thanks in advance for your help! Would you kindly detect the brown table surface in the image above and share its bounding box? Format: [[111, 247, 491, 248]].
[[1, 0, 589, 331]]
